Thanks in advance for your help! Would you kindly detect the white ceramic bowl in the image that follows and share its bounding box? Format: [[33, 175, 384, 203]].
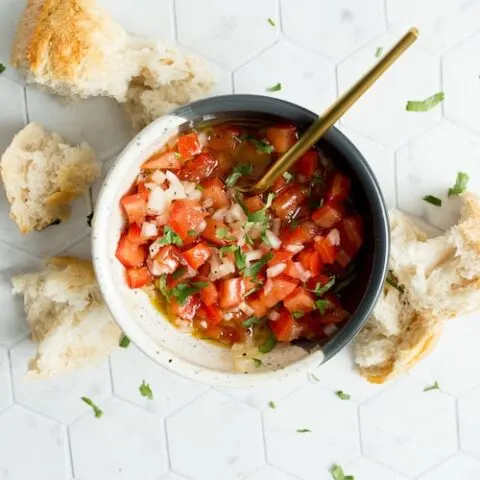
[[92, 95, 389, 387]]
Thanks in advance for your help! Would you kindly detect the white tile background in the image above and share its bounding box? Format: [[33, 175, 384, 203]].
[[0, 0, 480, 479]]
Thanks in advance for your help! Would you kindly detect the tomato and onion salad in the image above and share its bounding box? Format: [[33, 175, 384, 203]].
[[115, 122, 364, 360]]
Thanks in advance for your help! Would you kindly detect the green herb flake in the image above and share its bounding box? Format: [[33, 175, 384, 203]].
[[244, 252, 273, 278], [169, 281, 209, 305], [225, 163, 253, 188], [335, 390, 351, 400], [242, 136, 275, 154], [406, 92, 445, 112], [247, 192, 274, 227], [311, 277, 335, 297], [195, 184, 204, 191], [375, 46, 383, 58], [268, 400, 276, 409], [139, 380, 153, 400], [220, 245, 237, 256], [216, 226, 233, 240], [243, 316, 264, 328], [172, 267, 186, 280], [86, 212, 93, 227], [258, 331, 277, 354], [292, 311, 305, 319], [308, 373, 320, 382], [423, 195, 442, 207], [267, 17, 276, 26], [283, 171, 295, 183], [0, 64, 5, 74], [330, 464, 354, 480], [158, 225, 183, 246], [156, 274, 169, 299], [314, 299, 331, 315], [267, 82, 283, 92], [424, 381, 440, 392], [187, 230, 198, 237], [233, 247, 247, 271], [448, 171, 469, 197], [119, 335, 130, 348], [296, 428, 311, 433], [386, 270, 404, 294], [253, 358, 263, 367], [81, 396, 103, 418]]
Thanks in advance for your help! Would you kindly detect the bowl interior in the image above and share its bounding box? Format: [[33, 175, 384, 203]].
[[93, 95, 389, 386]]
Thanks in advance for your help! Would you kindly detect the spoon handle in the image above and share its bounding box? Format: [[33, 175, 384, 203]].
[[252, 27, 419, 193]]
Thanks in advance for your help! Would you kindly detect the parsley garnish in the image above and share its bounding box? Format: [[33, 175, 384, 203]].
[[225, 163, 253, 188], [268, 400, 276, 409], [0, 64, 5, 74], [406, 92, 445, 112], [335, 390, 351, 400], [139, 380, 153, 400], [243, 316, 264, 328], [156, 275, 169, 298], [195, 184, 204, 191], [267, 17, 276, 26], [169, 281, 209, 305], [267, 82, 283, 92], [244, 252, 273, 278], [330, 464, 354, 480], [258, 331, 277, 353], [253, 358, 263, 367], [375, 46, 383, 58], [119, 335, 130, 348], [158, 226, 183, 246], [310, 277, 335, 296], [386, 271, 404, 294], [81, 397, 103, 418], [234, 247, 247, 270], [187, 230, 198, 237], [448, 171, 469, 196], [314, 299, 331, 315], [220, 245, 237, 256], [283, 171, 294, 183], [423, 195, 442, 207], [241, 135, 274, 154], [296, 428, 311, 433], [308, 373, 320, 382], [424, 381, 440, 392], [245, 285, 262, 297], [216, 226, 234, 240], [246, 192, 274, 225], [172, 267, 186, 280], [292, 311, 305, 319], [87, 212, 93, 227]]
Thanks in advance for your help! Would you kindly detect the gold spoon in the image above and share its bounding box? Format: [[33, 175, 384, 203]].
[[248, 27, 419, 194]]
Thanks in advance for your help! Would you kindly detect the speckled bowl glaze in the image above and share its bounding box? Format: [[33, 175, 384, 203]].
[[92, 94, 390, 387]]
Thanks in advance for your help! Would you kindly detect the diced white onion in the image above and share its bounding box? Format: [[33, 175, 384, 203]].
[[199, 320, 208, 329], [144, 182, 158, 191], [209, 252, 235, 281], [141, 222, 158, 238], [198, 132, 208, 147], [264, 278, 273, 295], [272, 218, 281, 236], [186, 189, 202, 200], [165, 171, 186, 199], [293, 262, 311, 283], [225, 204, 246, 224], [265, 230, 281, 250], [186, 265, 197, 278], [202, 197, 214, 208], [147, 187, 172, 215], [224, 312, 234, 321], [212, 206, 228, 221], [151, 170, 166, 185], [269, 310, 280, 321], [267, 262, 286, 278], [149, 239, 162, 258], [147, 258, 164, 276], [239, 302, 254, 316], [182, 181, 196, 194], [285, 244, 304, 253], [197, 220, 207, 233], [324, 324, 338, 336], [245, 249, 263, 263], [327, 228, 340, 246]]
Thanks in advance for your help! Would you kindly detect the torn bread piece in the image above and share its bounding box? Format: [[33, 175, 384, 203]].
[[354, 193, 480, 383], [12, 0, 214, 126], [1, 122, 100, 233], [12, 257, 121, 378]]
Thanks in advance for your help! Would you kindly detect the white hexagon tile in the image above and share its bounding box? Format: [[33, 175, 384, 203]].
[[1, 0, 480, 479]]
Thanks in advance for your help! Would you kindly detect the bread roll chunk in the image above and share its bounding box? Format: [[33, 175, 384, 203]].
[[1, 122, 100, 233], [12, 257, 121, 378], [354, 193, 480, 383]]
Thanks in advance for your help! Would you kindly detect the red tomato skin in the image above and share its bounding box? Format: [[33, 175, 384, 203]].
[[283, 260, 303, 280], [335, 249, 352, 268], [271, 175, 287, 193], [268, 250, 294, 267], [244, 195, 265, 213], [142, 151, 181, 170], [319, 309, 349, 325], [171, 295, 201, 321], [247, 292, 269, 317], [177, 132, 202, 158], [121, 192, 148, 224], [137, 182, 149, 195], [126, 267, 153, 289], [338, 215, 364, 257], [297, 248, 323, 277], [219, 277, 245, 309], [168, 200, 206, 242], [203, 303, 223, 326], [263, 275, 299, 308], [283, 287, 315, 313], [266, 124, 298, 153], [280, 221, 317, 245], [271, 184, 308, 220], [199, 282, 218, 306], [178, 151, 218, 182], [312, 203, 344, 228], [314, 236, 337, 264], [306, 274, 332, 291], [126, 223, 147, 245], [200, 218, 231, 246], [182, 243, 212, 270], [325, 172, 351, 203], [154, 245, 182, 274], [269, 308, 302, 342], [200, 177, 229, 208], [207, 125, 241, 153], [116, 234, 147, 268], [294, 149, 318, 178]]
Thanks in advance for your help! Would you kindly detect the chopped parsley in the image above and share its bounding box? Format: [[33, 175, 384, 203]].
[[139, 380, 153, 400], [169, 281, 209, 305], [268, 400, 276, 409], [0, 64, 5, 74], [283, 171, 295, 183], [216, 226, 234, 240], [158, 226, 183, 246], [225, 163, 253, 188], [172, 267, 186, 280], [243, 252, 273, 278], [330, 464, 354, 480], [81, 397, 103, 418], [296, 428, 311, 433], [310, 277, 335, 296], [267, 17, 276, 26], [267, 82, 283, 92], [308, 373, 320, 382], [335, 390, 351, 400], [386, 270, 404, 294], [156, 275, 169, 298], [241, 135, 275, 154], [375, 46, 383, 58], [87, 212, 93, 227], [423, 195, 442, 207], [234, 247, 247, 271], [406, 92, 445, 112], [119, 335, 130, 348], [448, 171, 469, 197], [243, 316, 264, 328], [195, 184, 204, 191], [246, 193, 274, 233], [253, 358, 263, 367], [314, 299, 331, 315], [258, 330, 277, 353], [424, 381, 440, 392], [292, 311, 305, 319], [187, 230, 198, 237]]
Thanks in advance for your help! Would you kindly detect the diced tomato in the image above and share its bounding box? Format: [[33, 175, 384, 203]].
[[168, 199, 207, 242], [319, 308, 349, 325], [200, 177, 229, 208], [199, 282, 218, 306], [216, 325, 243, 346], [325, 172, 351, 203], [244, 195, 264, 212], [283, 260, 303, 280], [137, 182, 149, 195], [171, 295, 201, 321], [178, 151, 218, 183], [271, 175, 287, 193], [244, 275, 264, 294], [247, 292, 268, 317], [126, 223, 147, 245], [324, 292, 342, 309], [335, 249, 352, 268], [283, 287, 315, 313], [314, 236, 337, 264], [280, 220, 317, 245], [306, 273, 332, 291], [126, 267, 153, 288], [116, 234, 147, 268], [263, 275, 299, 308], [142, 151, 181, 170], [269, 308, 302, 342], [208, 125, 241, 153], [200, 217, 231, 246], [266, 124, 298, 153], [298, 248, 322, 277], [268, 250, 294, 267], [297, 313, 326, 338], [338, 215, 364, 257], [177, 132, 202, 158], [182, 243, 212, 270], [312, 203, 344, 228], [294, 149, 318, 178], [154, 245, 182, 274], [271, 184, 308, 220], [219, 277, 245, 309], [120, 192, 148, 224], [204, 303, 223, 326]]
